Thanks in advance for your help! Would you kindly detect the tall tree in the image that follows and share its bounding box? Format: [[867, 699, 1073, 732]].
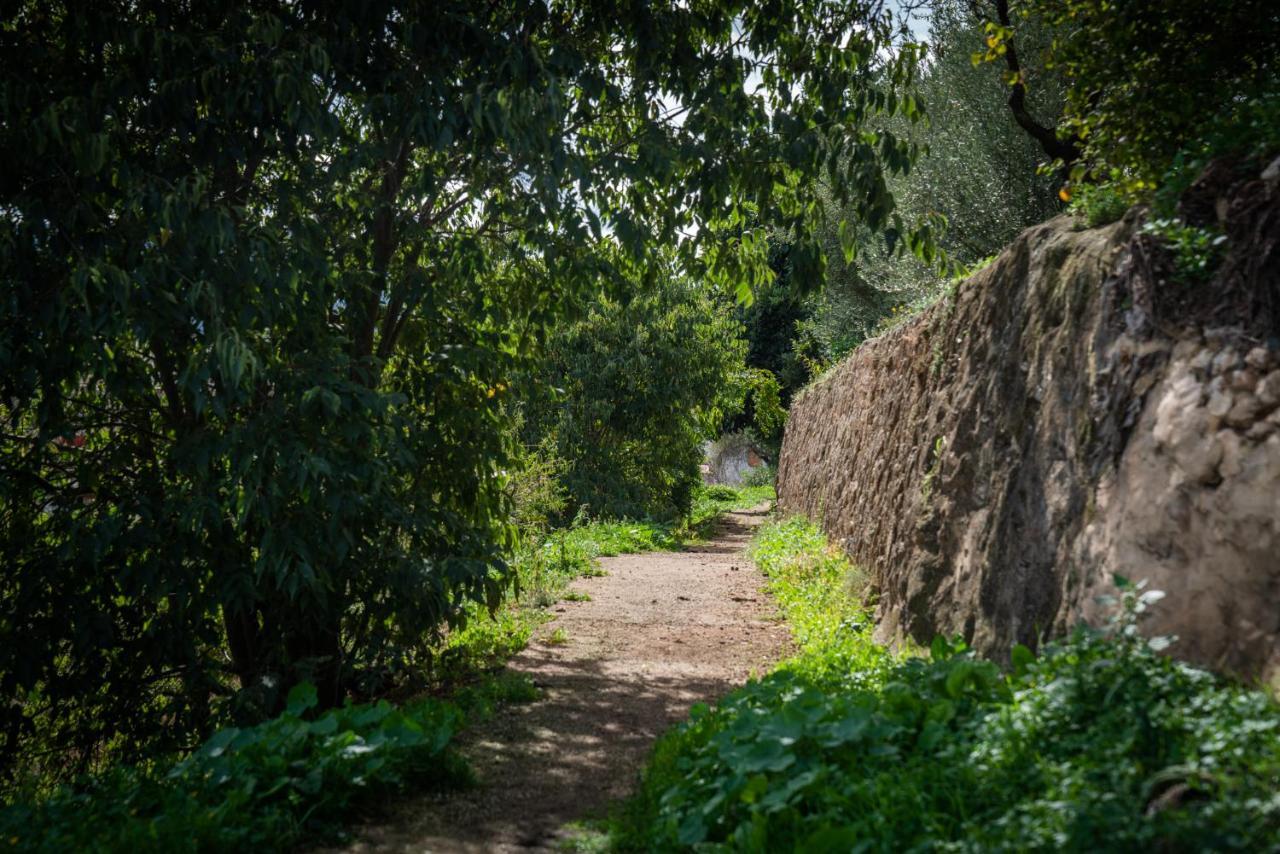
[[0, 0, 928, 780]]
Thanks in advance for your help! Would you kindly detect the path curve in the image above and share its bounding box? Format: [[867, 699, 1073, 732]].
[[339, 505, 789, 852]]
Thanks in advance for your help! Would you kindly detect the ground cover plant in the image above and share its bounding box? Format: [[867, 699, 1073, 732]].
[[613, 518, 1280, 852], [0, 682, 472, 853]]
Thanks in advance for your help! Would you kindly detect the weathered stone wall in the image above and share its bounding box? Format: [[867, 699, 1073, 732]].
[[777, 186, 1280, 682]]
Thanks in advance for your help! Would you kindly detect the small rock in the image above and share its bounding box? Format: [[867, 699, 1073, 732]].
[[1188, 349, 1213, 375], [1174, 430, 1224, 483], [1203, 326, 1239, 347], [1153, 374, 1205, 447], [1208, 375, 1229, 397], [1247, 420, 1276, 441], [1263, 154, 1280, 184], [1133, 372, 1158, 397], [1258, 371, 1280, 410], [1171, 339, 1201, 361], [1218, 430, 1245, 479], [1245, 346, 1272, 371], [1215, 196, 1230, 225], [1212, 348, 1241, 376], [1226, 395, 1261, 429], [1207, 390, 1233, 419], [1230, 369, 1259, 393]]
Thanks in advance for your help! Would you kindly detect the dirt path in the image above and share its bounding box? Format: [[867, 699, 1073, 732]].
[[338, 505, 790, 852]]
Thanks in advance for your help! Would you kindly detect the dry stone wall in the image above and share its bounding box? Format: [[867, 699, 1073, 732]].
[[778, 176, 1280, 683]]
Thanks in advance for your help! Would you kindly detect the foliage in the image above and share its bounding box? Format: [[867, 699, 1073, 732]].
[[615, 519, 1280, 852], [528, 276, 750, 520], [745, 517, 882, 679], [1, 480, 780, 851], [0, 0, 933, 783], [506, 435, 570, 542], [0, 683, 468, 852], [805, 0, 1063, 362], [688, 485, 775, 535], [740, 464, 776, 490], [738, 244, 817, 406], [1152, 90, 1280, 216], [1140, 219, 1230, 286], [1025, 0, 1280, 192], [1068, 181, 1131, 228]]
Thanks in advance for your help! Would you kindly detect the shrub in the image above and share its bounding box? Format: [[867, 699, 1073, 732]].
[[1028, 0, 1280, 191], [1069, 181, 1132, 228], [741, 464, 776, 489], [0, 684, 468, 852], [703, 486, 740, 502], [1141, 218, 1230, 285]]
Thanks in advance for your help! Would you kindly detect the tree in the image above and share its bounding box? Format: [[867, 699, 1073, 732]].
[[0, 0, 929, 781], [999, 0, 1280, 189], [529, 265, 749, 520], [802, 0, 1063, 362]]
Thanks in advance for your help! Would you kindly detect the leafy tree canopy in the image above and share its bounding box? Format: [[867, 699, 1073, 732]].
[[0, 0, 929, 782]]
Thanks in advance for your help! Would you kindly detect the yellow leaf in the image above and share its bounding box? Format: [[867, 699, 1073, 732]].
[[1058, 186, 1072, 203]]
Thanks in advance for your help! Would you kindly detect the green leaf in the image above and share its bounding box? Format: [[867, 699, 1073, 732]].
[[286, 682, 318, 717]]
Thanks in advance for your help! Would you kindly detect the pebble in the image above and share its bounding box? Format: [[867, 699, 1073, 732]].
[[1247, 421, 1276, 441], [1258, 372, 1280, 410], [1230, 369, 1259, 393], [1226, 396, 1261, 429], [1188, 349, 1213, 375], [1212, 348, 1241, 375], [1246, 346, 1272, 371], [1218, 430, 1245, 479], [1207, 390, 1233, 418]]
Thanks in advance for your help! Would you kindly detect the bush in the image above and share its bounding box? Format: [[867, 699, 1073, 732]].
[[703, 486, 740, 502], [615, 519, 1280, 852], [526, 275, 750, 522], [0, 684, 468, 852], [1028, 0, 1280, 191], [1069, 181, 1132, 228]]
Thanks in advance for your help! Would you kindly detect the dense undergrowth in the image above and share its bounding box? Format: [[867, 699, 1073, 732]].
[[1, 485, 772, 852], [613, 517, 1280, 852]]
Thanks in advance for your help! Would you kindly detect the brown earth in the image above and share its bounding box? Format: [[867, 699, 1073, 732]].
[[331, 505, 789, 852]]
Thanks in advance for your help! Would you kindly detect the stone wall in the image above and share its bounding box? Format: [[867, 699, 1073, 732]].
[[777, 169, 1280, 683]]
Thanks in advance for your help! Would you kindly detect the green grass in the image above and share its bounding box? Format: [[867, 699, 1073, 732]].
[[611, 517, 1280, 852]]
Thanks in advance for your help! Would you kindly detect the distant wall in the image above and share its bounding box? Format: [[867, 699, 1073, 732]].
[[704, 433, 765, 486], [777, 175, 1280, 683]]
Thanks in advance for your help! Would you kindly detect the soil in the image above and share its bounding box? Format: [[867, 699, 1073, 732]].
[[333, 504, 790, 852]]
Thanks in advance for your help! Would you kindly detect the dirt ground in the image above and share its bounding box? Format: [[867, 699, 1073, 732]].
[[333, 505, 790, 852]]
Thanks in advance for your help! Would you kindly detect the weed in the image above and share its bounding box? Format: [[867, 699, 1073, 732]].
[[546, 628, 570, 646], [1068, 180, 1132, 227], [921, 435, 946, 500], [0, 684, 470, 852], [562, 590, 592, 603], [1142, 216, 1229, 284]]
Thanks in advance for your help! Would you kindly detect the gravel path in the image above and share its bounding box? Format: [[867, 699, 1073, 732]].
[[335, 505, 790, 852]]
